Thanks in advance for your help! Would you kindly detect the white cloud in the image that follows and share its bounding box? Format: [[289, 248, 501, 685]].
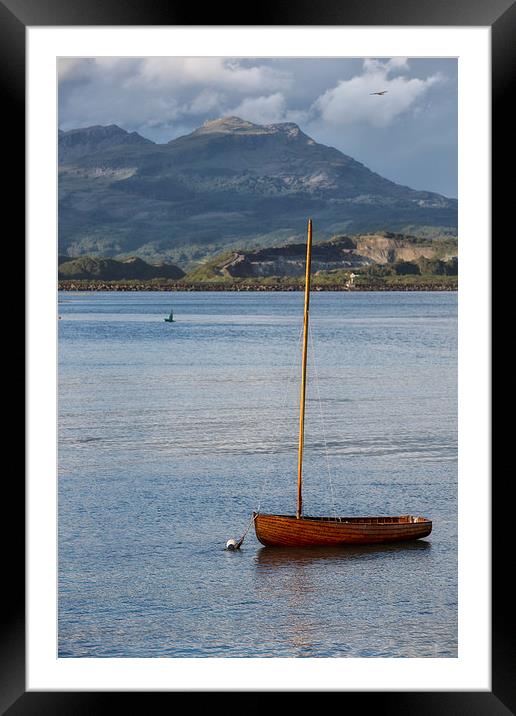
[[119, 57, 291, 94], [226, 93, 288, 125], [313, 59, 444, 128], [388, 57, 410, 70], [185, 89, 223, 115], [58, 57, 295, 136], [363, 57, 409, 75]]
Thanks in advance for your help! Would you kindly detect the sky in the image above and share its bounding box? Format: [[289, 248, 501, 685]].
[[58, 57, 458, 198]]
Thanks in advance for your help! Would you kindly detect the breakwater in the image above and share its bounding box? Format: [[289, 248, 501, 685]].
[[58, 280, 457, 292]]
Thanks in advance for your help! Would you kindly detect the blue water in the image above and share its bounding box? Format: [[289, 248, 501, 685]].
[[58, 291, 457, 658]]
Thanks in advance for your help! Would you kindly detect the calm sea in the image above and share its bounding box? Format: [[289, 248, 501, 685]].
[[58, 291, 457, 658]]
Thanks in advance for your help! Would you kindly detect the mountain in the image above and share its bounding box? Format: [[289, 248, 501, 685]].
[[58, 117, 457, 265]]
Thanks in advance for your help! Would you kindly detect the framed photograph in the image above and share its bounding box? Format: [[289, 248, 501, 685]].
[[11, 0, 506, 709]]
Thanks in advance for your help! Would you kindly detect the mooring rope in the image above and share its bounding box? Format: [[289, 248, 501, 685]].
[[234, 512, 259, 549]]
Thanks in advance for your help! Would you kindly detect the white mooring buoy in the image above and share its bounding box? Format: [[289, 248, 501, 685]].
[[224, 514, 258, 551]]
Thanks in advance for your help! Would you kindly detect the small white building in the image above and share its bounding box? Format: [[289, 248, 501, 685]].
[[345, 272, 356, 289]]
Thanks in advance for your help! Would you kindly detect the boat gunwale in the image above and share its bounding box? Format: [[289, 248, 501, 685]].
[[253, 512, 431, 526]]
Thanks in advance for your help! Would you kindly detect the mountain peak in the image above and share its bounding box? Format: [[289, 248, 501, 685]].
[[192, 116, 305, 139], [59, 124, 154, 163], [194, 116, 272, 135], [61, 124, 134, 138], [268, 122, 307, 140]]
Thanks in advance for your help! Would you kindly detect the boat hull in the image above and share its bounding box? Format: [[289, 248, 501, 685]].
[[254, 512, 432, 547]]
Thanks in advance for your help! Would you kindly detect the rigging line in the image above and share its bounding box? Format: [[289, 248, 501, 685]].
[[255, 319, 305, 515], [309, 320, 337, 519]]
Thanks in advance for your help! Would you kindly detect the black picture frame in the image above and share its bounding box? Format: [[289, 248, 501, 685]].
[[10, 0, 507, 710]]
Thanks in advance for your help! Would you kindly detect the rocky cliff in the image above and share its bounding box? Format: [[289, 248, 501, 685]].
[[206, 233, 457, 279]]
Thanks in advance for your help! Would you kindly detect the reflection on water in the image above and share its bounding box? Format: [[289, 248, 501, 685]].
[[253, 540, 434, 657], [255, 539, 431, 568]]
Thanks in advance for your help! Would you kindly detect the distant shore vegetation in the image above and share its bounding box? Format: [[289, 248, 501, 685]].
[[59, 267, 458, 292], [58, 232, 457, 291]]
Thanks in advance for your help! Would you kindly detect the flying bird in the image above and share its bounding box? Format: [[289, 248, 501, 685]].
[[370, 90, 388, 95]]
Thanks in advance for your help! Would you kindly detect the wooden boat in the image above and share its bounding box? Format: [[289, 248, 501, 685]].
[[253, 219, 432, 548], [254, 513, 432, 547]]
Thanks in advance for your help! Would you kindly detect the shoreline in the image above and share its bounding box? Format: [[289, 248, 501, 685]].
[[58, 281, 457, 292]]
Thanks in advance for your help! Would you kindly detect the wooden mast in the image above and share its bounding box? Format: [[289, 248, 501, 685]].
[[296, 218, 313, 518]]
